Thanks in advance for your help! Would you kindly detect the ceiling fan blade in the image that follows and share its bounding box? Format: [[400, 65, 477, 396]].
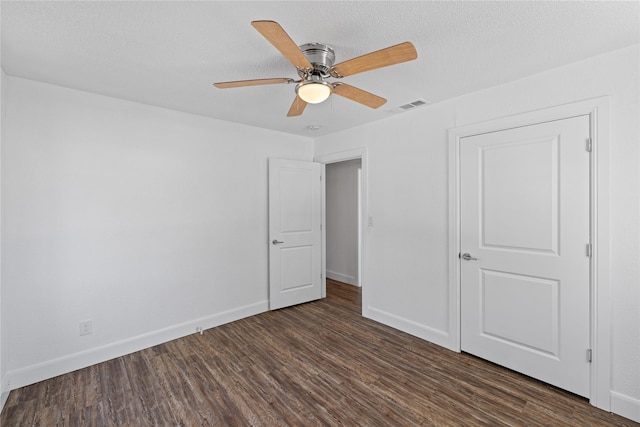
[[251, 20, 312, 69], [213, 78, 294, 89], [332, 83, 387, 109], [332, 42, 417, 77], [287, 96, 307, 117]]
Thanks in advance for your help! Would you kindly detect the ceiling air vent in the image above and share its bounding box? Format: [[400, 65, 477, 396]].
[[392, 99, 430, 113]]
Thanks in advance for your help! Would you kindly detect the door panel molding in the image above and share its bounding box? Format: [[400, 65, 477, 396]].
[[479, 268, 560, 357], [448, 97, 611, 410]]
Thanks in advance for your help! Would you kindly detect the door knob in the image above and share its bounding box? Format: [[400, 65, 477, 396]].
[[272, 240, 284, 245], [461, 252, 477, 261]]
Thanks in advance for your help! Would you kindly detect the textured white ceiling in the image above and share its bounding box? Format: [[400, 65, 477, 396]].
[[2, 1, 639, 137]]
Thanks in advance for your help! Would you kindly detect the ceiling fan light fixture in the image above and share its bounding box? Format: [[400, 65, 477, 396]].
[[214, 21, 418, 117], [296, 81, 333, 104]]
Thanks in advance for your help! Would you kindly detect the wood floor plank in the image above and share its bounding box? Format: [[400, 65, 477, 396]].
[[2, 279, 638, 426]]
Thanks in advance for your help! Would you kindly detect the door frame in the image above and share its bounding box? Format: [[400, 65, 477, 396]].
[[448, 97, 611, 410], [315, 148, 369, 316]]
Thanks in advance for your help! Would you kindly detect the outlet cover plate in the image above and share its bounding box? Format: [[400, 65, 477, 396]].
[[79, 319, 92, 336]]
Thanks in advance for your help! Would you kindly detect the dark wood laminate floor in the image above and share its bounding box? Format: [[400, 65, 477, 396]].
[[1, 279, 637, 426]]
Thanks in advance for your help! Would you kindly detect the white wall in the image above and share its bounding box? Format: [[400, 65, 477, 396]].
[[0, 3, 4, 407], [0, 7, 6, 408], [326, 159, 361, 286], [1, 76, 313, 390], [0, 67, 7, 408], [314, 45, 639, 421]]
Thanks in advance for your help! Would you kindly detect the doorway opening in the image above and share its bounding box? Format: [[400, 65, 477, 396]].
[[325, 159, 362, 287], [316, 148, 369, 317]]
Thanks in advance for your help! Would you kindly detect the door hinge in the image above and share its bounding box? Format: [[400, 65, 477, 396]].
[[586, 138, 592, 152], [586, 349, 592, 363], [586, 243, 592, 258]]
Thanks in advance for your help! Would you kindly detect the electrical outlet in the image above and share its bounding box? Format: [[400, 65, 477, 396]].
[[79, 319, 92, 336]]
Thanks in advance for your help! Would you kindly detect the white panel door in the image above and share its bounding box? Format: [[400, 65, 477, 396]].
[[269, 158, 323, 310], [460, 115, 591, 397]]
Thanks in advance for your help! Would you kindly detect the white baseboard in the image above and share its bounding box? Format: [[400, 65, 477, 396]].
[[0, 391, 8, 414], [611, 391, 640, 422], [326, 270, 358, 286], [366, 306, 452, 350], [6, 300, 268, 391], [0, 375, 9, 412]]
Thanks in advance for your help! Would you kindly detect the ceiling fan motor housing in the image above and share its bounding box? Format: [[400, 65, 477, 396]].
[[298, 43, 335, 78]]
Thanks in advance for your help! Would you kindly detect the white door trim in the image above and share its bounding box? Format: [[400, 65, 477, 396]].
[[315, 148, 369, 317], [448, 97, 611, 411]]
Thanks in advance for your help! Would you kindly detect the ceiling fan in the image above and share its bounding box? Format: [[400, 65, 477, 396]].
[[213, 20, 418, 117]]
